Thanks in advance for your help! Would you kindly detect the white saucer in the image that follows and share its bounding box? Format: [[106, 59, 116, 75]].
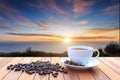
[[61, 57, 100, 70]]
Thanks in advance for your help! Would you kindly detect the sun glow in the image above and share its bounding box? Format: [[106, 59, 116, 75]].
[[64, 38, 71, 43]]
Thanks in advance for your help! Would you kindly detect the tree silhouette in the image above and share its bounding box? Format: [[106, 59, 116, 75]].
[[104, 42, 120, 57]]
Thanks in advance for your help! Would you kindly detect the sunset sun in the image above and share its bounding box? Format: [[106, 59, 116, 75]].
[[64, 38, 71, 43]]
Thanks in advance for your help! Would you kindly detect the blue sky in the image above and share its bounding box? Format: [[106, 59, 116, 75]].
[[0, 0, 119, 42]]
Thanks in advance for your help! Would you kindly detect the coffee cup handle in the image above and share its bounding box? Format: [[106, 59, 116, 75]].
[[93, 49, 100, 57]]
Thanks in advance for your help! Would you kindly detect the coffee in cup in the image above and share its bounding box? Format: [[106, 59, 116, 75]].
[[67, 46, 99, 65]]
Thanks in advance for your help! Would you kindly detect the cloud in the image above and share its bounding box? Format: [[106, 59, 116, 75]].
[[92, 22, 119, 28], [0, 16, 6, 21], [35, 18, 61, 30], [0, 16, 39, 31], [73, 20, 88, 25], [71, 35, 118, 42], [0, 16, 20, 30], [73, 36, 116, 40], [0, 2, 59, 31], [7, 32, 63, 38], [6, 32, 117, 42], [0, 2, 63, 30], [0, 3, 35, 28], [65, 0, 72, 3], [16, 20, 38, 28], [27, 0, 65, 14], [0, 2, 41, 29], [0, 23, 21, 31], [50, 0, 65, 14], [104, 3, 119, 15], [0, 16, 10, 29], [73, 0, 94, 14], [35, 18, 48, 30], [0, 2, 22, 21], [0, 22, 12, 30], [85, 27, 119, 35], [81, 22, 119, 34]]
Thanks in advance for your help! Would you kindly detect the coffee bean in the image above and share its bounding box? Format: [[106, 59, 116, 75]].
[[63, 69, 68, 74], [65, 60, 85, 66], [7, 60, 68, 78], [15, 68, 20, 71], [10, 64, 13, 67], [22, 69, 24, 72], [55, 72, 58, 75], [52, 72, 58, 77], [11, 67, 14, 70], [39, 71, 44, 75], [56, 63, 59, 66], [28, 71, 35, 74], [7, 66, 10, 70], [61, 67, 64, 70]]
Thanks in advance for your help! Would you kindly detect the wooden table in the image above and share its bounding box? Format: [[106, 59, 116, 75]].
[[0, 57, 119, 80]]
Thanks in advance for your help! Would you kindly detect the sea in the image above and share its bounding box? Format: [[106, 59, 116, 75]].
[[0, 42, 110, 53]]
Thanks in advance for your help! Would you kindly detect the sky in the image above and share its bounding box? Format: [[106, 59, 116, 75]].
[[0, 0, 119, 42]]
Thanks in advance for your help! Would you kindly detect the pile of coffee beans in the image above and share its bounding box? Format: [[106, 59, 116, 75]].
[[65, 60, 85, 66], [7, 61, 68, 78]]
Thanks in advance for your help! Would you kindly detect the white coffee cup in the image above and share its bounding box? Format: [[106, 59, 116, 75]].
[[67, 46, 99, 65]]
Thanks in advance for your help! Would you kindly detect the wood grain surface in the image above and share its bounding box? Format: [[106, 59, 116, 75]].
[[0, 57, 119, 80]]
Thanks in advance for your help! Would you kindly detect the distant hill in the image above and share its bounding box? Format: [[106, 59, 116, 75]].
[[0, 42, 119, 57]]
